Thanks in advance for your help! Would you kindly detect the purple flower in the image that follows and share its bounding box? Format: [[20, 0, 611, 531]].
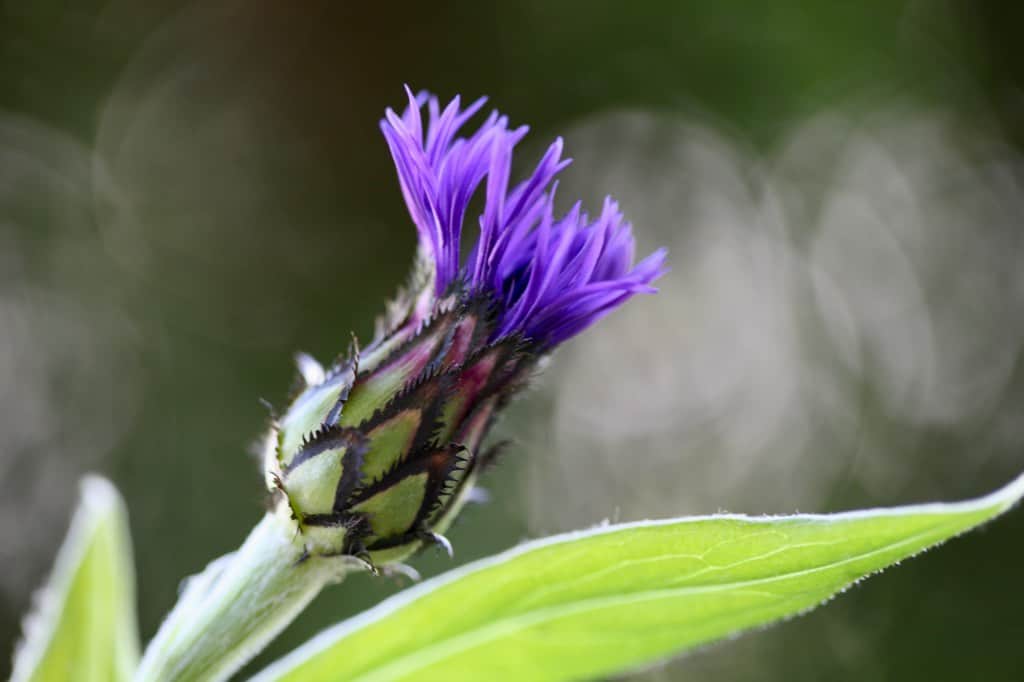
[[381, 88, 667, 347], [263, 88, 667, 568]]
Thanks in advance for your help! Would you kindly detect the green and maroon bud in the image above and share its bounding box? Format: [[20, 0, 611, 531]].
[[264, 290, 531, 567]]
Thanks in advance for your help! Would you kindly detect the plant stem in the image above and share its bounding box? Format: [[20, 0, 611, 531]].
[[134, 511, 349, 682]]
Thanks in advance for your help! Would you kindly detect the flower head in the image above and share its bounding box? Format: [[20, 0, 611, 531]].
[[381, 87, 667, 346], [263, 89, 666, 569]]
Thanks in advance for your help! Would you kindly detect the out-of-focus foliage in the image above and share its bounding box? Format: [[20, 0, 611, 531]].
[[11, 477, 138, 682], [2, 2, 1024, 680]]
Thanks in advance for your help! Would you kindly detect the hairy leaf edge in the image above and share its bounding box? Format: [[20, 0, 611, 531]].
[[251, 470, 1024, 681]]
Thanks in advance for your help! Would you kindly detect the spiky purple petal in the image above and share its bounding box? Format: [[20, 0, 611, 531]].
[[382, 88, 667, 347]]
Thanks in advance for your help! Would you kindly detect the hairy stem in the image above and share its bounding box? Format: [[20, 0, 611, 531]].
[[134, 511, 348, 682]]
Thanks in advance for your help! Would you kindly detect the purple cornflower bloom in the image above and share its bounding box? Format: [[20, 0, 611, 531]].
[[381, 87, 667, 347], [264, 88, 666, 568]]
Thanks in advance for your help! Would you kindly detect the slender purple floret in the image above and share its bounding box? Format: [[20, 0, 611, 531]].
[[381, 87, 667, 347]]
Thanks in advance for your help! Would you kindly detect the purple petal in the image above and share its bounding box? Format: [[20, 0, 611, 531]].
[[380, 88, 666, 347]]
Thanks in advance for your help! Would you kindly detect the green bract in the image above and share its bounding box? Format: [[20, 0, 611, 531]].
[[264, 282, 533, 568]]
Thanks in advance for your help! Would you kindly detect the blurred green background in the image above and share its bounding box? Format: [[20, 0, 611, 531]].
[[3, 1, 1024, 679]]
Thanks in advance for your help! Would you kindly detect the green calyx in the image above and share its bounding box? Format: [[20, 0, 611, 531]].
[[263, 295, 533, 568]]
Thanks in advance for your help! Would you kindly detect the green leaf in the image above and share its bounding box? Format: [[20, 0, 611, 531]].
[[252, 472, 1024, 682], [12, 476, 140, 682]]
